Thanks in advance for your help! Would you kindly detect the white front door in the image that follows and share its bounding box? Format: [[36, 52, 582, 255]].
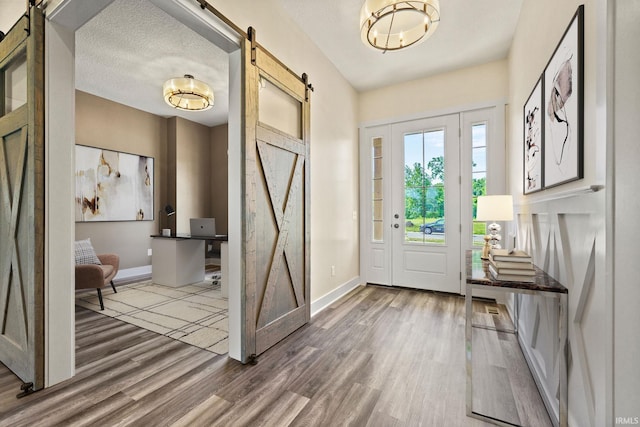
[[390, 115, 461, 292], [360, 108, 501, 294]]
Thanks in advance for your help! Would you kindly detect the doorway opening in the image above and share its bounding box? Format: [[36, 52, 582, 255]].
[[70, 0, 234, 357]]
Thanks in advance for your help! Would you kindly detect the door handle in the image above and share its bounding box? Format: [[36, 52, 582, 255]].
[[393, 224, 399, 229]]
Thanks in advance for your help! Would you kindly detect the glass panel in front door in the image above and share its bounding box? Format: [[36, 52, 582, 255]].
[[471, 123, 488, 247], [403, 129, 445, 245], [372, 137, 384, 242]]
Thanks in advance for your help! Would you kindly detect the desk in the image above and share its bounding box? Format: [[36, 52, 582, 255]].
[[151, 235, 228, 296], [465, 250, 568, 427]]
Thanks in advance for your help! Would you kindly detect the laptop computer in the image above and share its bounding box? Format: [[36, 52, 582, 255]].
[[190, 218, 216, 237]]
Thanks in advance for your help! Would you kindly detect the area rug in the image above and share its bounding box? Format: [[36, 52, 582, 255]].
[[75, 272, 228, 355]]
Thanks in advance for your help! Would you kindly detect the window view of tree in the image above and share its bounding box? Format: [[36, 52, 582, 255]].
[[403, 125, 488, 245], [404, 159, 445, 220], [472, 175, 486, 217], [404, 130, 445, 244], [404, 162, 428, 220]]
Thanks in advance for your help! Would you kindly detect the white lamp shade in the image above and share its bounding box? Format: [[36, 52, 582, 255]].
[[360, 0, 440, 51], [476, 195, 514, 221]]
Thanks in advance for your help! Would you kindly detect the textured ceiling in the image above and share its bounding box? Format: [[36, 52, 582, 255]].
[[76, 0, 229, 127]]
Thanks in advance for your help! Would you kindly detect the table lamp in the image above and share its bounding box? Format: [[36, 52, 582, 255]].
[[159, 204, 175, 235], [476, 195, 513, 259]]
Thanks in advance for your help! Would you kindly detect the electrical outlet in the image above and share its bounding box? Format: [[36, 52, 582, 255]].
[[147, 248, 152, 256], [331, 265, 335, 277]]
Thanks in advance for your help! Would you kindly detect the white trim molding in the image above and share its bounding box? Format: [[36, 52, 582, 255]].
[[311, 277, 363, 318], [113, 265, 152, 285], [514, 189, 606, 427]]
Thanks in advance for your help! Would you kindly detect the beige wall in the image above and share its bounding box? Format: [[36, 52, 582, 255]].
[[210, 0, 360, 302], [210, 124, 228, 234], [76, 94, 223, 266], [173, 117, 213, 233], [359, 59, 509, 123], [508, 1, 602, 202], [75, 91, 167, 269]]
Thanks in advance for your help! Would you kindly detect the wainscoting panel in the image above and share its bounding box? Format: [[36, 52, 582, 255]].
[[515, 190, 605, 427]]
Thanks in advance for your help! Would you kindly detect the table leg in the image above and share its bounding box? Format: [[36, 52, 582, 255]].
[[466, 283, 473, 416], [559, 293, 568, 427], [514, 293, 519, 335]]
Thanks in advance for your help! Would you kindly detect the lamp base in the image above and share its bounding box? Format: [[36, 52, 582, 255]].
[[487, 222, 502, 250], [481, 235, 491, 260]]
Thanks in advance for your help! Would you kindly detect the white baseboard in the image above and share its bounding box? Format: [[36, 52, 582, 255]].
[[114, 265, 152, 284], [115, 266, 360, 318], [311, 276, 362, 318]]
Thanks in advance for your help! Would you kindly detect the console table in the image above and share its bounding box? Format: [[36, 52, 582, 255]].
[[151, 234, 228, 296], [465, 250, 568, 427]]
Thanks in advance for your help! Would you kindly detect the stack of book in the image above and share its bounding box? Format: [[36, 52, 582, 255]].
[[488, 249, 535, 282]]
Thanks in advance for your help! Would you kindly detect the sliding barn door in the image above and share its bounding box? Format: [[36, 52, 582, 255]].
[[0, 9, 45, 389], [241, 31, 310, 361]]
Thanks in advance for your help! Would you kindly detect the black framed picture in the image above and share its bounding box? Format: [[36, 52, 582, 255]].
[[543, 5, 584, 188], [524, 76, 544, 194]]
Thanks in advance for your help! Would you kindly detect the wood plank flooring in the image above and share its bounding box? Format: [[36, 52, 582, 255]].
[[0, 285, 552, 426]]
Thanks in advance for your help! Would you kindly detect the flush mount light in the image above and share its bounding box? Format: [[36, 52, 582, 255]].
[[163, 74, 214, 111], [360, 0, 440, 52]]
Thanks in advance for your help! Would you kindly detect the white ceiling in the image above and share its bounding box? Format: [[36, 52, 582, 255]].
[[279, 0, 523, 92], [1, 0, 523, 126], [1, 0, 26, 34]]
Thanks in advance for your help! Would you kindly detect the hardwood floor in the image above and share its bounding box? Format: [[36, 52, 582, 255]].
[[0, 285, 552, 426]]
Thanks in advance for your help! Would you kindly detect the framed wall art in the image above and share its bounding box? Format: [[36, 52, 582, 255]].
[[75, 145, 154, 222], [543, 5, 584, 188], [524, 76, 544, 194]]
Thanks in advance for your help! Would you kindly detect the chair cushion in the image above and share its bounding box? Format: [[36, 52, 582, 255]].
[[75, 238, 102, 265], [99, 264, 114, 277]]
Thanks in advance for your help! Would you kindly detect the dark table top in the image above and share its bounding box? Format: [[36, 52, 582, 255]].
[[466, 250, 567, 294], [151, 234, 228, 241]]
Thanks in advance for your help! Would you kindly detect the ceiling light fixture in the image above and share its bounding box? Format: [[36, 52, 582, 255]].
[[360, 0, 440, 52], [163, 74, 214, 111]]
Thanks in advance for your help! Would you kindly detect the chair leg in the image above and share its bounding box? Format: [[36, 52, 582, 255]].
[[111, 280, 117, 293], [97, 288, 104, 310]]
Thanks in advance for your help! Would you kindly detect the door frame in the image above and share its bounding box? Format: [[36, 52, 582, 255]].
[[43, 0, 246, 385], [359, 102, 506, 293]]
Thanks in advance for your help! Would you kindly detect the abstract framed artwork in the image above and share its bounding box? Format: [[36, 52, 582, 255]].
[[543, 5, 584, 188], [75, 145, 154, 222], [524, 76, 544, 194]]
